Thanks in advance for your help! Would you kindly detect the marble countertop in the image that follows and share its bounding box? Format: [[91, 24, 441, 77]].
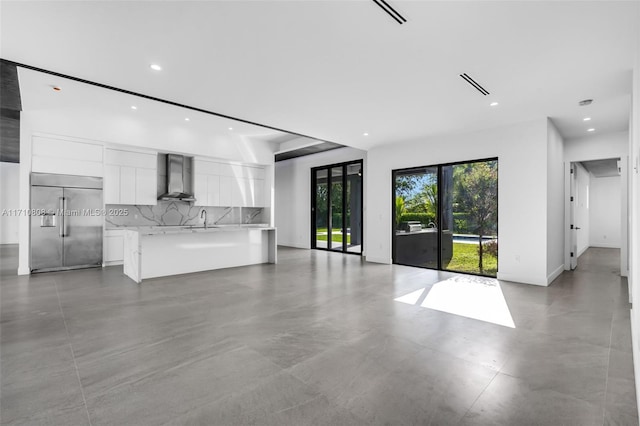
[[114, 224, 274, 236]]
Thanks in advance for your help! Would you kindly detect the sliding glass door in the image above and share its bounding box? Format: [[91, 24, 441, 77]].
[[312, 160, 363, 255], [393, 159, 498, 277], [393, 167, 439, 268]]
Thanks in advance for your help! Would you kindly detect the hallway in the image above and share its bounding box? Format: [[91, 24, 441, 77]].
[[0, 246, 636, 425]]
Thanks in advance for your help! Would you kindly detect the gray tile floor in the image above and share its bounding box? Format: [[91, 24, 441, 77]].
[[1, 245, 637, 425]]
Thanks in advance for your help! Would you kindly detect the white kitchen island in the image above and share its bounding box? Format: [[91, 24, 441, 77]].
[[122, 226, 276, 283]]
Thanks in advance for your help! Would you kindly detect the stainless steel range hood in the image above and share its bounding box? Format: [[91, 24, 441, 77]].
[[158, 154, 196, 201]]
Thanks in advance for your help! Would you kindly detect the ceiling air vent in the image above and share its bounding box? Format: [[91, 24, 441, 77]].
[[460, 73, 490, 96], [372, 0, 407, 24]]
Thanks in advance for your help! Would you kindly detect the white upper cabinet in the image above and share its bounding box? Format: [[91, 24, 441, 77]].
[[193, 158, 266, 207], [32, 136, 104, 177], [104, 148, 157, 205], [119, 166, 136, 205], [135, 168, 157, 205], [219, 176, 233, 206], [104, 164, 120, 204]]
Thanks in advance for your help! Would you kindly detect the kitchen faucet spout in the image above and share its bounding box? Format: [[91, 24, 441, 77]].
[[200, 210, 207, 229]]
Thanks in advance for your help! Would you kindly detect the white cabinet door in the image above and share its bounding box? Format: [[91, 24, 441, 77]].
[[136, 168, 157, 205], [208, 175, 220, 206], [104, 165, 121, 204], [219, 176, 233, 206], [104, 233, 124, 263], [232, 177, 249, 207], [106, 149, 156, 169], [119, 166, 136, 205], [252, 179, 264, 207], [193, 173, 208, 206]]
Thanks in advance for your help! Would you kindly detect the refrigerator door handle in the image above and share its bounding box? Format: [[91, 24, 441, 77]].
[[59, 197, 65, 237]]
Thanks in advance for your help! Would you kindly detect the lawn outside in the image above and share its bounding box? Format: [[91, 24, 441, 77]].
[[316, 228, 351, 243], [446, 242, 497, 276]]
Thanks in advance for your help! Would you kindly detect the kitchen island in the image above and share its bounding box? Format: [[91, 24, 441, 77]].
[[122, 225, 276, 283]]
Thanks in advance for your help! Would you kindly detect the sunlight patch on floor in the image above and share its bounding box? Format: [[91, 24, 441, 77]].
[[394, 275, 515, 328]]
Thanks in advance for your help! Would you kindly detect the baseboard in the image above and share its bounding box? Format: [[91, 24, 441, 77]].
[[277, 243, 309, 250], [546, 264, 564, 285], [364, 255, 391, 265], [578, 246, 589, 257], [497, 272, 548, 286], [589, 243, 621, 249]]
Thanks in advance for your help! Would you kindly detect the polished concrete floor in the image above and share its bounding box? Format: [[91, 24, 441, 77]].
[[0, 245, 637, 425]]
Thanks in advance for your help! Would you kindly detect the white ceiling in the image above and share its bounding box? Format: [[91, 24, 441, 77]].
[[1, 1, 638, 151]]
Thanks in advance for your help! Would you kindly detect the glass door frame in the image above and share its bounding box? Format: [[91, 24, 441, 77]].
[[392, 157, 498, 277], [311, 159, 364, 255]]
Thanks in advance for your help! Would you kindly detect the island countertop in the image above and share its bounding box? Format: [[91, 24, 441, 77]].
[[123, 225, 277, 283], [107, 223, 272, 234]]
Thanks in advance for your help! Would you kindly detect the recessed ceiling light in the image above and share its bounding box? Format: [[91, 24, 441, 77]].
[[363, 132, 369, 136], [587, 128, 595, 132], [228, 127, 233, 131], [150, 64, 162, 71], [131, 106, 137, 110], [583, 117, 591, 121], [490, 102, 499, 107], [579, 99, 593, 106], [184, 118, 190, 121]]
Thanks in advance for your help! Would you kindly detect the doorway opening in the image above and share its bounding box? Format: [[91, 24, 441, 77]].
[[393, 158, 498, 277], [566, 158, 626, 275], [311, 160, 363, 255]]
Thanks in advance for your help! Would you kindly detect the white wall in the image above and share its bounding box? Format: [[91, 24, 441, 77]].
[[547, 119, 565, 282], [0, 162, 20, 244], [631, 22, 640, 418], [565, 131, 629, 162], [275, 147, 366, 249], [575, 163, 590, 256], [366, 118, 552, 286], [588, 175, 621, 248]]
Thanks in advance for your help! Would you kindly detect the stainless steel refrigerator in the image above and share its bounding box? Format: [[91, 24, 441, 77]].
[[31, 173, 103, 272]]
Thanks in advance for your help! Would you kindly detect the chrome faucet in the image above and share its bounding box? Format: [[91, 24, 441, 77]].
[[200, 209, 207, 229]]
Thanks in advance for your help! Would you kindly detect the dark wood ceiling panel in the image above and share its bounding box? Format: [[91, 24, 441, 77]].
[[275, 142, 344, 162], [1, 60, 21, 110], [1, 116, 20, 163], [1, 59, 21, 163]]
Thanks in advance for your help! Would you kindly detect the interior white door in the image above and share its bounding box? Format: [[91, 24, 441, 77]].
[[569, 163, 578, 270]]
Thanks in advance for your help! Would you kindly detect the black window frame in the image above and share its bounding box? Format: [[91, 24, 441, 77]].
[[392, 157, 499, 277], [311, 159, 364, 255]]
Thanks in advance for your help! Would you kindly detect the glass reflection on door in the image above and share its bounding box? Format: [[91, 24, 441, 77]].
[[393, 167, 439, 269], [314, 169, 329, 249], [346, 164, 362, 253], [442, 160, 498, 277], [330, 167, 344, 251]]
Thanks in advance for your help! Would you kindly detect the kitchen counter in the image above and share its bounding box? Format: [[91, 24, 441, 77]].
[[112, 224, 273, 236], [122, 225, 277, 283]]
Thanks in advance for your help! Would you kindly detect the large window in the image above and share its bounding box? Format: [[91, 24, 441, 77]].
[[312, 160, 363, 254], [393, 159, 498, 277]]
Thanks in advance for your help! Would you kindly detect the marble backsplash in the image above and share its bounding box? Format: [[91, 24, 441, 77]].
[[105, 201, 265, 228]]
